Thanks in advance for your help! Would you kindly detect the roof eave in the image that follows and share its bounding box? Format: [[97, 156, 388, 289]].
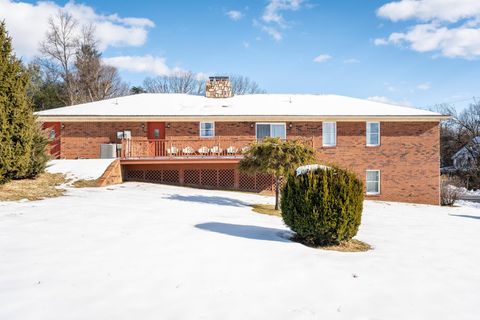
[[36, 114, 450, 122]]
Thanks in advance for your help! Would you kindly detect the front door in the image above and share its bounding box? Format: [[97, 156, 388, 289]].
[[43, 122, 61, 159], [147, 122, 166, 156]]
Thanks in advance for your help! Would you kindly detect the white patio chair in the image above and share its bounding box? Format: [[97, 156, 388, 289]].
[[241, 146, 250, 153], [210, 146, 223, 154], [167, 146, 178, 155], [226, 146, 238, 155], [198, 146, 209, 155], [182, 146, 194, 155]]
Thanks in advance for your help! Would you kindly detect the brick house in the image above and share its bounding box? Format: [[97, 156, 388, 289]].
[[37, 77, 447, 205]]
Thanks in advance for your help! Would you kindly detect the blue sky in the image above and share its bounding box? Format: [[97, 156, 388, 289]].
[[1, 0, 479, 110]]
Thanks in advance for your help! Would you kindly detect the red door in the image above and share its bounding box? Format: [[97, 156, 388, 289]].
[[147, 122, 166, 157], [43, 122, 61, 159]]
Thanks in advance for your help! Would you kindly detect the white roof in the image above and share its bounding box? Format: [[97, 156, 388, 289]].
[[36, 93, 445, 119]]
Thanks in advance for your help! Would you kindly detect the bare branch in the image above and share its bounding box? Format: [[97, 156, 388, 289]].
[[39, 10, 79, 105]]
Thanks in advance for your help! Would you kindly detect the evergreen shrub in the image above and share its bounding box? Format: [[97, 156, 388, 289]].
[[281, 165, 364, 246]]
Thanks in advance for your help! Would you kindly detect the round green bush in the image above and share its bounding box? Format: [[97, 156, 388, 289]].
[[281, 165, 364, 246]]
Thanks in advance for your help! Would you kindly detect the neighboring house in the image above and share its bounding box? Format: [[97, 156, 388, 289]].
[[452, 137, 480, 171], [37, 77, 447, 205]]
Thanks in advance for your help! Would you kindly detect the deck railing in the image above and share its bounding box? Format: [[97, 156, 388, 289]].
[[120, 137, 314, 159]]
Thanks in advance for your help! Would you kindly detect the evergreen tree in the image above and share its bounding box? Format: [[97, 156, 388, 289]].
[[130, 86, 146, 94], [0, 21, 45, 183], [26, 124, 50, 178], [239, 137, 315, 210], [26, 61, 64, 111]]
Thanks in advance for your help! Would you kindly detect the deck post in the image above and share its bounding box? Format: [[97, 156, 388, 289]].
[[234, 169, 240, 189], [179, 168, 184, 184]]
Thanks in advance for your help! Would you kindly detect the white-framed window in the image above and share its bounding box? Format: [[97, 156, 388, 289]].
[[366, 170, 381, 195], [322, 122, 336, 147], [116, 130, 132, 139], [200, 122, 215, 138], [366, 122, 380, 146], [256, 123, 286, 140]]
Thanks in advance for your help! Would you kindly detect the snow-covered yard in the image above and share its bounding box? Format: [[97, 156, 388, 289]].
[[0, 182, 479, 320]]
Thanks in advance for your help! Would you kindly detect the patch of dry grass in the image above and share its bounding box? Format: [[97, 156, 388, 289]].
[[291, 235, 372, 252], [73, 179, 99, 188], [250, 204, 281, 216], [251, 204, 372, 252], [0, 173, 66, 201], [318, 239, 372, 252]]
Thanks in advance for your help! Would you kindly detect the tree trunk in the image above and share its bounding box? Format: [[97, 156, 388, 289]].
[[275, 176, 280, 211]]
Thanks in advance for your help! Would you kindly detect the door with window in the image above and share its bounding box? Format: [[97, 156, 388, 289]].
[[43, 122, 61, 159], [147, 122, 166, 157]]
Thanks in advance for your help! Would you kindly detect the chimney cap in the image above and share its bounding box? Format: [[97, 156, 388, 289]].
[[209, 76, 229, 81]]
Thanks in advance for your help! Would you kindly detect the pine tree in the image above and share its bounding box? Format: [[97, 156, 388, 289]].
[[0, 21, 37, 184]]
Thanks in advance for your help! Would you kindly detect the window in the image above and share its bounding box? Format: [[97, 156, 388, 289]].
[[116, 130, 132, 139], [366, 122, 380, 146], [366, 170, 380, 195], [49, 129, 56, 140], [256, 123, 286, 140], [200, 122, 215, 138], [153, 128, 160, 139], [322, 122, 336, 146]]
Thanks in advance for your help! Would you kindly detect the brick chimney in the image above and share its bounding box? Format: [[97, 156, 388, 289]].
[[205, 76, 233, 98]]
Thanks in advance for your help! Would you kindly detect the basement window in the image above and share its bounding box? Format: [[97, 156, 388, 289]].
[[366, 122, 380, 146], [200, 122, 215, 138], [256, 123, 286, 140], [366, 170, 381, 195]]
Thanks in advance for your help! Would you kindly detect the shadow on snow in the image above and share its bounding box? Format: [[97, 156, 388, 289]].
[[195, 222, 292, 243], [449, 214, 480, 220], [163, 194, 250, 207]]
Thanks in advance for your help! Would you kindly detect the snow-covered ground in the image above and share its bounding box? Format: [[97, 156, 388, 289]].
[[456, 186, 480, 196], [0, 183, 479, 320], [46, 159, 115, 181]]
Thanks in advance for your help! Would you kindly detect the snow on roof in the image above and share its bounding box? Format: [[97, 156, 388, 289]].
[[36, 93, 444, 118]]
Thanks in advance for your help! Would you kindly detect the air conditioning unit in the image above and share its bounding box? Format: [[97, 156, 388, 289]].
[[100, 144, 117, 159]]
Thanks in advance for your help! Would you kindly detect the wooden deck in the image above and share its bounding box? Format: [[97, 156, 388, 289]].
[[119, 137, 314, 162]]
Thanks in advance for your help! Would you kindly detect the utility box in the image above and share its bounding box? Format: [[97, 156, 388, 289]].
[[100, 144, 117, 159]]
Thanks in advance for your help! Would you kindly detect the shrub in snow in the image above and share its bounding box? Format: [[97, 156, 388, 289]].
[[281, 165, 364, 246], [441, 177, 464, 206]]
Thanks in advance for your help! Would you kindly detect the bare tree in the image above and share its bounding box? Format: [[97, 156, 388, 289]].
[[75, 25, 100, 103], [143, 72, 265, 95], [440, 101, 480, 188], [75, 25, 128, 102], [97, 65, 130, 99], [143, 71, 204, 94], [40, 10, 78, 105], [229, 74, 265, 94]]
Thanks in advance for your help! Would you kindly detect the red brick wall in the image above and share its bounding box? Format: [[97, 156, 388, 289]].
[[60, 122, 146, 158], [166, 121, 255, 138], [165, 121, 440, 204], [314, 122, 440, 205], [55, 120, 440, 204]]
